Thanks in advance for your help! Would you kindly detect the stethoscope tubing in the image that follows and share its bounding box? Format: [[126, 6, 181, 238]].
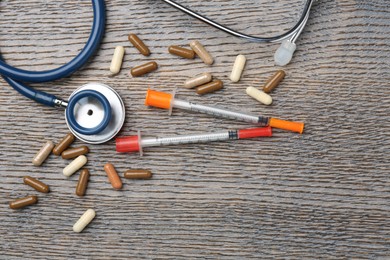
[[0, 0, 106, 107]]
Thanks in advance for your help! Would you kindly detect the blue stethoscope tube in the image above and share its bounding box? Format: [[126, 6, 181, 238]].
[[0, 0, 109, 135]]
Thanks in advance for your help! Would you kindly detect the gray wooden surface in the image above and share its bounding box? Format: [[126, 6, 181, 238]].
[[0, 0, 389, 259]]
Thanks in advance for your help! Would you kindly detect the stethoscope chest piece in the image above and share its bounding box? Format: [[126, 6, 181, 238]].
[[65, 83, 125, 144]]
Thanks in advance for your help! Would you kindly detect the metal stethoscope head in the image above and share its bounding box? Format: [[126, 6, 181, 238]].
[[161, 0, 316, 66]]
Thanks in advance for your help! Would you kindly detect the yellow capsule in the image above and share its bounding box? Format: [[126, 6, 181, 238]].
[[110, 46, 125, 75], [73, 209, 96, 233], [63, 155, 87, 177], [190, 40, 214, 65], [230, 54, 246, 82], [246, 87, 272, 105]]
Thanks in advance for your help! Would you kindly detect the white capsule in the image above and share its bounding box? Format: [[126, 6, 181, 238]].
[[230, 54, 246, 82], [246, 87, 273, 105], [63, 155, 87, 177], [110, 46, 125, 75], [184, 72, 212, 89], [32, 141, 54, 166], [73, 209, 96, 233]]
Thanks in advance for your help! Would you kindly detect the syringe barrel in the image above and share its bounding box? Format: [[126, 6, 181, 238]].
[[173, 99, 268, 125]]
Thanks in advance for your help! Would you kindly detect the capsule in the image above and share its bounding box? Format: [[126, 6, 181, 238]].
[[23, 176, 49, 193], [184, 73, 212, 89], [104, 163, 122, 190], [130, 61, 158, 77], [246, 87, 273, 105], [110, 46, 125, 75], [168, 45, 195, 59], [61, 146, 89, 159], [230, 54, 246, 82], [76, 169, 90, 197], [32, 140, 54, 166], [53, 133, 75, 156], [73, 209, 96, 233], [63, 155, 88, 177], [9, 195, 38, 209], [124, 170, 153, 179], [196, 80, 223, 95], [263, 70, 286, 93], [128, 34, 150, 56], [189, 40, 214, 65]]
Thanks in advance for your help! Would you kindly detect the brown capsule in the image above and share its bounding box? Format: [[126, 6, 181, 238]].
[[262, 70, 286, 93], [9, 195, 38, 209], [53, 133, 75, 156], [104, 163, 122, 190], [32, 140, 54, 166], [76, 169, 90, 197], [23, 176, 49, 193], [62, 146, 89, 159], [189, 40, 214, 65], [124, 170, 153, 180], [168, 45, 195, 59], [130, 61, 158, 77], [196, 80, 224, 95], [128, 34, 150, 56]]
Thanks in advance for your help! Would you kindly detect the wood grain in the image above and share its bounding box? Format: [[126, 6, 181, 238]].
[[0, 0, 389, 259]]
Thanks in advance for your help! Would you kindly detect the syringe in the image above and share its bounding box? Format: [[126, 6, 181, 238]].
[[145, 89, 304, 133], [116, 126, 272, 155]]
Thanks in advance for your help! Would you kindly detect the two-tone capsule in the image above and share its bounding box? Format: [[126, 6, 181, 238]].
[[128, 34, 150, 56], [169, 45, 195, 59], [76, 169, 90, 197], [23, 176, 49, 193], [32, 140, 54, 166], [110, 46, 125, 75], [130, 61, 158, 77], [230, 54, 246, 82], [73, 209, 96, 233], [63, 155, 88, 177], [263, 70, 286, 93], [184, 73, 212, 89], [9, 195, 38, 209], [53, 133, 75, 156], [246, 87, 273, 105], [196, 80, 224, 95], [190, 40, 214, 65], [124, 170, 152, 179], [104, 163, 122, 190], [62, 146, 89, 159]]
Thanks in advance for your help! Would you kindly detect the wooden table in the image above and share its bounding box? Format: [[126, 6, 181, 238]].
[[1, 1, 389, 258]]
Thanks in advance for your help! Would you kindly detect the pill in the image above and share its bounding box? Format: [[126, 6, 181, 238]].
[[104, 163, 122, 190], [76, 169, 90, 197], [9, 195, 38, 209], [63, 155, 88, 177], [190, 40, 214, 65], [230, 54, 246, 82], [168, 45, 195, 59], [110, 46, 125, 75], [53, 133, 75, 156], [23, 176, 49, 193], [128, 34, 150, 56], [61, 146, 89, 159], [196, 80, 223, 95], [246, 87, 273, 105], [73, 209, 96, 233], [263, 70, 286, 93], [124, 170, 153, 179], [130, 61, 158, 77], [32, 140, 54, 166], [184, 73, 212, 89]]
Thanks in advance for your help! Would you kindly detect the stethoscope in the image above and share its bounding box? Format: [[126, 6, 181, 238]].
[[0, 0, 314, 144]]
